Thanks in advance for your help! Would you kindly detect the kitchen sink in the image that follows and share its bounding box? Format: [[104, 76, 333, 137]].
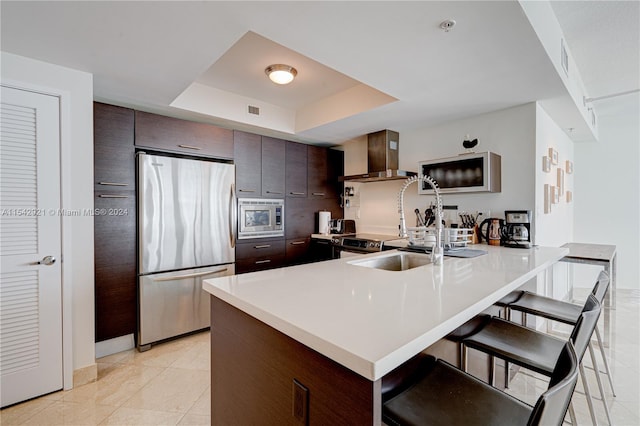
[[348, 252, 432, 271]]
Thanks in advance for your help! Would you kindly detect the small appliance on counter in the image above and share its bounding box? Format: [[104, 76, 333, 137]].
[[478, 217, 504, 246], [329, 219, 356, 235], [502, 210, 532, 248]]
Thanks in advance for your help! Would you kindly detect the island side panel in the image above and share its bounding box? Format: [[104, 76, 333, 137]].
[[210, 296, 381, 425]]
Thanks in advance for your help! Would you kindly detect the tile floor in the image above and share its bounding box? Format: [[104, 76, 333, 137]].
[[1, 290, 638, 425]]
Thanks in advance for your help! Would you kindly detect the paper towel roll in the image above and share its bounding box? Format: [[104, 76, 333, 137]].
[[318, 211, 331, 235]]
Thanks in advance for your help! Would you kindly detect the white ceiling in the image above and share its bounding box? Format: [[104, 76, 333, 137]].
[[1, 1, 637, 145]]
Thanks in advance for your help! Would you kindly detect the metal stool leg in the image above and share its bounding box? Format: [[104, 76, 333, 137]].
[[568, 401, 578, 425], [579, 362, 599, 426], [589, 343, 613, 425], [595, 326, 616, 396]]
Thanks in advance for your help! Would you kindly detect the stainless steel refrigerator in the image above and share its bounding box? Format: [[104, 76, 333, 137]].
[[137, 153, 235, 350]]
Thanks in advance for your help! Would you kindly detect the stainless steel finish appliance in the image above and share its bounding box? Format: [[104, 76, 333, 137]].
[[237, 198, 284, 239], [137, 153, 236, 350], [503, 210, 532, 249], [339, 130, 418, 182], [332, 233, 400, 258]]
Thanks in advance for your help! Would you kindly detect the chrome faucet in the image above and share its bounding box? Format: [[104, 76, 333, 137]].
[[398, 175, 444, 265]]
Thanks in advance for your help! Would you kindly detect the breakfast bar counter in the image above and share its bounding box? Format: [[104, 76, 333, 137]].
[[203, 245, 568, 424]]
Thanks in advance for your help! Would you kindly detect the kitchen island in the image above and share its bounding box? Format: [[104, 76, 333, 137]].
[[203, 245, 568, 425]]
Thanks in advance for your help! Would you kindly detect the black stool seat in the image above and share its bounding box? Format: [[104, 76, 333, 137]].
[[382, 343, 578, 426], [509, 291, 582, 324], [462, 316, 566, 376]]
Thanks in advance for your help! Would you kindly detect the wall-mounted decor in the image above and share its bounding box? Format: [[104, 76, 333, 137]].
[[552, 185, 560, 204], [548, 147, 558, 165], [542, 156, 551, 172], [544, 184, 552, 213], [566, 190, 573, 203], [566, 160, 573, 174], [557, 168, 565, 196]]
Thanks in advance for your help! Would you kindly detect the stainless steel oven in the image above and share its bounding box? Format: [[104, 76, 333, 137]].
[[332, 234, 399, 258], [238, 198, 284, 239]]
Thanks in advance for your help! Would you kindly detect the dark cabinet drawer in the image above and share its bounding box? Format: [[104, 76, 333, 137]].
[[236, 255, 286, 274], [135, 110, 233, 159], [93, 103, 135, 190], [236, 239, 285, 260], [286, 238, 310, 265]]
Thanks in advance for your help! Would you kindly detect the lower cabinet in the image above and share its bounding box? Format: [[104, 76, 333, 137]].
[[309, 238, 334, 262], [285, 238, 311, 265], [94, 191, 136, 342], [235, 239, 286, 274]]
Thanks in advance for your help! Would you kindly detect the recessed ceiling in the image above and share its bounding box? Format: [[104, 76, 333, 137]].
[[172, 31, 397, 134]]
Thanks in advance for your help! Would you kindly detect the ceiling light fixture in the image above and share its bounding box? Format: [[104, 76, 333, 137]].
[[265, 64, 297, 85]]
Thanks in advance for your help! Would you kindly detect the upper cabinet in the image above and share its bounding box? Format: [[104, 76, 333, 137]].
[[308, 146, 344, 199], [94, 102, 135, 190], [285, 141, 307, 198], [135, 110, 233, 159], [234, 131, 262, 196], [234, 132, 286, 198], [261, 137, 285, 197]]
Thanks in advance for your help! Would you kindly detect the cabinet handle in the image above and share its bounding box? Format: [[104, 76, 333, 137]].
[[98, 182, 128, 187], [98, 194, 129, 198], [312, 192, 325, 196], [266, 191, 283, 195], [255, 259, 271, 264], [289, 192, 305, 196], [254, 244, 271, 249], [177, 144, 202, 150], [290, 241, 306, 246], [239, 189, 256, 193]]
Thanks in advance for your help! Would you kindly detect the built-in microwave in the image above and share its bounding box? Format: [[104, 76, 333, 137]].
[[418, 151, 501, 194], [237, 198, 284, 239]]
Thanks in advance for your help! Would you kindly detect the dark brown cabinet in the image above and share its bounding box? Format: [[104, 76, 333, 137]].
[[135, 110, 233, 159], [94, 103, 135, 190], [286, 238, 311, 265], [234, 131, 262, 196], [285, 142, 307, 198], [235, 239, 286, 274], [261, 137, 285, 197], [307, 146, 344, 200], [93, 103, 137, 342]]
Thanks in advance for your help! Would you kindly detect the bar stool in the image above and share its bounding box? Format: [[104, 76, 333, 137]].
[[381, 342, 578, 426], [506, 270, 615, 397], [462, 295, 610, 426]]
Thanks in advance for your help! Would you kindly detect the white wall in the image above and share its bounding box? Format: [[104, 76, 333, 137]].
[[343, 103, 539, 236], [534, 103, 574, 247], [573, 97, 640, 290], [1, 52, 95, 384]]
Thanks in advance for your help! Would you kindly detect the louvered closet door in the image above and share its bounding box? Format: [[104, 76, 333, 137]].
[[0, 86, 62, 407]]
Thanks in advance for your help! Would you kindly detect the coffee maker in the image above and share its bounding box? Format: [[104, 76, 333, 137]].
[[503, 210, 532, 248]]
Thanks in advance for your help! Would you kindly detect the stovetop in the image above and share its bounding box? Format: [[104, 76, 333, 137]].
[[333, 233, 401, 252]]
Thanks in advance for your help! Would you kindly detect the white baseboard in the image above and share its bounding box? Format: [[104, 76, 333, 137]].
[[73, 363, 97, 387], [95, 333, 135, 359]]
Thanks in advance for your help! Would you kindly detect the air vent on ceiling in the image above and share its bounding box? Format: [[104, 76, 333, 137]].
[[248, 105, 260, 115], [560, 39, 569, 76]]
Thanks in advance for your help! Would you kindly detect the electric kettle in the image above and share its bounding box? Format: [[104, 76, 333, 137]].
[[478, 218, 504, 246]]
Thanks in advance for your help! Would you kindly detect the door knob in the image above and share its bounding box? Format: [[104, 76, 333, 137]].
[[38, 256, 56, 266]]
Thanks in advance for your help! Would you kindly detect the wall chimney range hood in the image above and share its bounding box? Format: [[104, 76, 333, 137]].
[[339, 130, 417, 183]]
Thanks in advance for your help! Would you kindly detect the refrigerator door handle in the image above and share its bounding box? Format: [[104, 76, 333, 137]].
[[230, 184, 237, 248], [151, 267, 229, 282]]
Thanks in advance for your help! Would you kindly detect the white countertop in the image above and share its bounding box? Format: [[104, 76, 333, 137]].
[[203, 245, 568, 381]]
